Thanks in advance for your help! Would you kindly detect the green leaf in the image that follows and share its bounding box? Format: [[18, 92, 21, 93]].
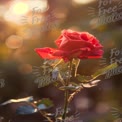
[[81, 80, 101, 88], [0, 96, 33, 106], [16, 105, 37, 115], [92, 63, 118, 79], [53, 81, 59, 87], [76, 74, 92, 83], [35, 98, 54, 110], [70, 82, 79, 86], [36, 98, 53, 106], [59, 85, 80, 91], [35, 75, 57, 88]]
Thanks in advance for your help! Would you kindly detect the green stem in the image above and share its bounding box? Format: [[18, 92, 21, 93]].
[[62, 89, 69, 120], [62, 61, 72, 121]]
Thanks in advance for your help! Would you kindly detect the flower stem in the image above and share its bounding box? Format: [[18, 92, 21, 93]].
[[62, 61, 72, 121], [62, 89, 69, 120], [30, 103, 53, 122]]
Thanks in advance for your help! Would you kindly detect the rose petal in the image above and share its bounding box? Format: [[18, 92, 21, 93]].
[[35, 29, 103, 61], [35, 48, 61, 59], [59, 39, 94, 51], [55, 35, 63, 47]]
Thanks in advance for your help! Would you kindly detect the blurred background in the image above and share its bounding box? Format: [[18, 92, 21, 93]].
[[0, 0, 122, 122]]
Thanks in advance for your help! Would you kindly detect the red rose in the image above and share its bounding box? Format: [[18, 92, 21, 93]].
[[35, 29, 103, 61]]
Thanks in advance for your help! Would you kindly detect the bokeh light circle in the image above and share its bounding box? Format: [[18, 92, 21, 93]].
[[5, 35, 23, 49]]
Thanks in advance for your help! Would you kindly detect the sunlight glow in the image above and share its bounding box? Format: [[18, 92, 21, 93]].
[[72, 0, 95, 4], [4, 0, 49, 24], [27, 0, 49, 13], [10, 2, 29, 15]]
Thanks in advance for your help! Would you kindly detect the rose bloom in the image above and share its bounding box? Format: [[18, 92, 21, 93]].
[[35, 29, 103, 61]]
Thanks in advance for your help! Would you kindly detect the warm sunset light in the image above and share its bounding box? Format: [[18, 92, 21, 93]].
[[11, 2, 29, 15], [3, 0, 49, 24], [0, 0, 121, 121], [5, 35, 23, 49], [72, 0, 95, 4]]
